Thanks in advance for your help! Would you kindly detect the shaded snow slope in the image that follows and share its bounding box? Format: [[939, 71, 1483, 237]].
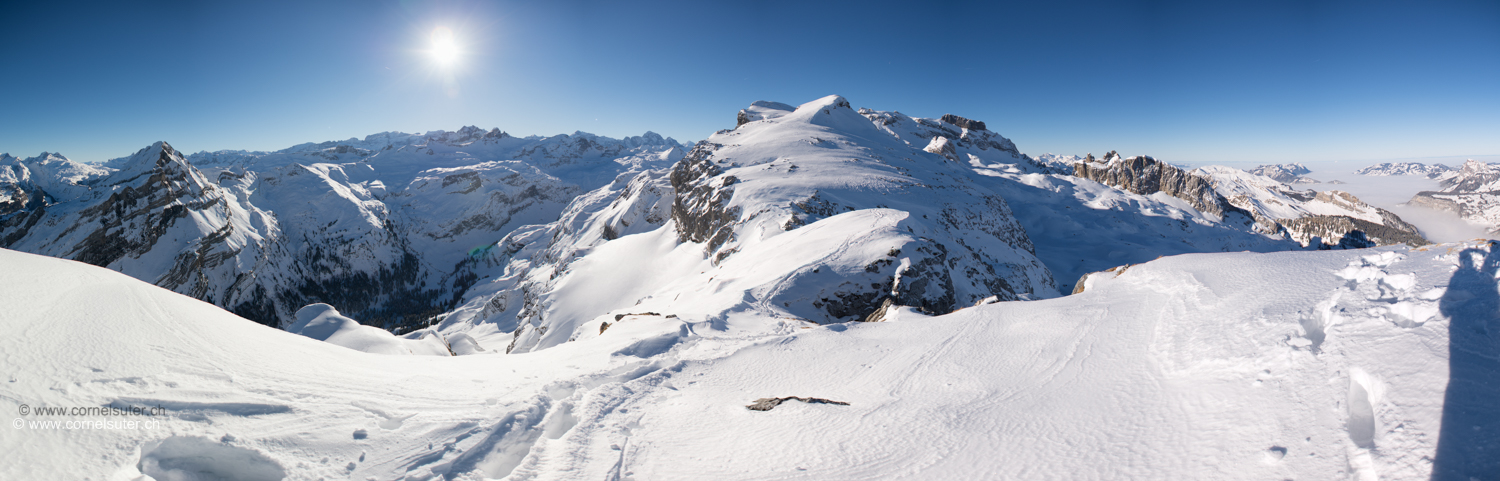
[[4, 238, 1496, 479]]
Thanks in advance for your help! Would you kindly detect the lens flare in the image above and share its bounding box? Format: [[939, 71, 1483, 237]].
[[430, 27, 458, 66]]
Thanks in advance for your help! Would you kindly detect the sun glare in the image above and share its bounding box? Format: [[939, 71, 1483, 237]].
[[430, 27, 459, 66]]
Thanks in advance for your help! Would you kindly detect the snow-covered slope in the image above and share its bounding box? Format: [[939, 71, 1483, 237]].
[[450, 96, 1062, 354], [4, 236, 1496, 480], [438, 96, 1370, 353], [0, 95, 1436, 347], [0, 129, 685, 330], [1357, 162, 1454, 177]]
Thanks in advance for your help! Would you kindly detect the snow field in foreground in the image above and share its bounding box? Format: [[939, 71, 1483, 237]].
[[0, 242, 1496, 480]]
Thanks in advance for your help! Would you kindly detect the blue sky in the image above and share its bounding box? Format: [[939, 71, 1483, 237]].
[[2, 0, 1497, 166]]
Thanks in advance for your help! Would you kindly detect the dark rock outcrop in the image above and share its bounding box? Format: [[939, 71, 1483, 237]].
[[940, 114, 987, 131], [746, 396, 850, 411], [669, 142, 739, 258]]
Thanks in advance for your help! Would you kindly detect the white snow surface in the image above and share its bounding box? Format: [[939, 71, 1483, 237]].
[[3, 238, 1496, 480], [287, 304, 450, 356]]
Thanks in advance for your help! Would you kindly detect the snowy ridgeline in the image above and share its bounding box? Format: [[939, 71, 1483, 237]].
[[0, 131, 691, 332], [0, 95, 1454, 353], [3, 239, 1498, 479]]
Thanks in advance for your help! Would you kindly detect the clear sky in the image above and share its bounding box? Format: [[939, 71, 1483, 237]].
[[2, 0, 1497, 166]]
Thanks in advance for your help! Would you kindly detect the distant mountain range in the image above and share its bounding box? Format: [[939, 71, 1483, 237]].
[[6, 95, 1495, 480], [1356, 162, 1455, 177], [0, 96, 1430, 340]]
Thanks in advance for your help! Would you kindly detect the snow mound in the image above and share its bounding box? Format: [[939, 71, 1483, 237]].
[[288, 304, 450, 356]]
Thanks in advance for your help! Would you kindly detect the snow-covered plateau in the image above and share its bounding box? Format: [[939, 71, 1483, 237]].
[[1, 95, 1496, 480]]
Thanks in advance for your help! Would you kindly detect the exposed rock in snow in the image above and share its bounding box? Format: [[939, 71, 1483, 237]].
[[1074, 152, 1253, 219], [745, 396, 850, 411]]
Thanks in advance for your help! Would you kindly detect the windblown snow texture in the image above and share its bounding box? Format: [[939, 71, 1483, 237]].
[[2, 238, 1493, 479]]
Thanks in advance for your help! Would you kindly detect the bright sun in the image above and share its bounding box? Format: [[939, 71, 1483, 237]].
[[430, 27, 459, 66]]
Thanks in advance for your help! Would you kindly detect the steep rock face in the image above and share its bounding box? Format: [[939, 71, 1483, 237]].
[[1, 143, 274, 311], [668, 141, 736, 255], [1074, 153, 1251, 220]]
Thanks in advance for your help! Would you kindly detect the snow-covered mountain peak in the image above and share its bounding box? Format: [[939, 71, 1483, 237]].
[[736, 100, 797, 126], [798, 94, 853, 112], [1457, 158, 1492, 175], [110, 141, 183, 175]]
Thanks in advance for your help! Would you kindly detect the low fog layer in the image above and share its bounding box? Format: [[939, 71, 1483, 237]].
[[1301, 166, 1491, 243]]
